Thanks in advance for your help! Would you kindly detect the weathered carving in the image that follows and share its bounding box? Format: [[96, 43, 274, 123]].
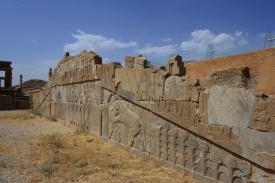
[[108, 101, 142, 148], [164, 76, 200, 102], [249, 98, 275, 132], [137, 67, 169, 101], [31, 50, 275, 183], [238, 161, 251, 175], [257, 153, 275, 170]]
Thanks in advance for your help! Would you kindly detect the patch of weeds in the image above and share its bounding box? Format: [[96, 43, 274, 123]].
[[75, 128, 84, 135], [73, 128, 84, 146], [48, 116, 57, 122], [86, 138, 93, 142], [47, 133, 63, 149], [32, 110, 42, 117], [26, 174, 40, 183], [0, 160, 7, 168], [76, 159, 88, 168], [96, 145, 101, 151], [75, 167, 93, 176], [20, 113, 28, 120], [103, 161, 119, 169], [52, 156, 61, 164], [0, 145, 10, 154], [38, 163, 57, 176]]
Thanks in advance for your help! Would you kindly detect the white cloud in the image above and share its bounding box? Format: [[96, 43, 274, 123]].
[[12, 60, 59, 85], [180, 29, 235, 51], [234, 31, 249, 46], [102, 58, 112, 64], [24, 39, 37, 43], [235, 31, 243, 37], [161, 38, 172, 42], [64, 30, 137, 55], [135, 44, 177, 57]]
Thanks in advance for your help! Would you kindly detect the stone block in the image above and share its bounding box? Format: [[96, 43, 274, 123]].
[[100, 62, 122, 92], [164, 76, 200, 102], [134, 55, 147, 69], [137, 67, 168, 101], [115, 68, 142, 99], [125, 56, 135, 68], [207, 86, 256, 128], [166, 55, 186, 76]]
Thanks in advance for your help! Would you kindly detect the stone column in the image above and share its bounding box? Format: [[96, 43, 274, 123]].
[[199, 142, 209, 175], [48, 68, 52, 77], [212, 152, 223, 181], [225, 157, 237, 183], [171, 130, 177, 164], [188, 139, 198, 170], [20, 75, 23, 89], [180, 132, 188, 167]]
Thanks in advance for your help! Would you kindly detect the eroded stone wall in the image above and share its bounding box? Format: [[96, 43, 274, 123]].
[[32, 49, 275, 183]]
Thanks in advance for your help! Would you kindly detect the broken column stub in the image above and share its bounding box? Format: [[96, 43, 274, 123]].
[[125, 56, 135, 68], [134, 55, 147, 69], [166, 55, 186, 76], [90, 51, 102, 65], [64, 52, 70, 59]]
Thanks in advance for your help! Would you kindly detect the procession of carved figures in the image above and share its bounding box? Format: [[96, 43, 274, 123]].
[[34, 82, 272, 183], [31, 50, 275, 183], [106, 100, 252, 183]]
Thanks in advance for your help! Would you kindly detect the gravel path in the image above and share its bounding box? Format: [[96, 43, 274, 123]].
[[0, 111, 68, 183], [0, 110, 199, 183]]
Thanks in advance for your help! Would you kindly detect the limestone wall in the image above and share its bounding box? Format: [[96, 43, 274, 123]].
[[32, 48, 275, 183]]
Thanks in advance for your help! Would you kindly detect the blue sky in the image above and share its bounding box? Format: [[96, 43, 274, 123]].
[[1, 0, 275, 85]]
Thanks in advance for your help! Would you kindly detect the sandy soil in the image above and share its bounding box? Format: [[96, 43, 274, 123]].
[[0, 110, 198, 183]]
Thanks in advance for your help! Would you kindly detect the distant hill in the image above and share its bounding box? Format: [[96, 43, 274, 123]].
[[14, 79, 47, 91]]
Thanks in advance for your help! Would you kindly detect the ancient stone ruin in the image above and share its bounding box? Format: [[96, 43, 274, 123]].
[[31, 48, 275, 183], [0, 61, 30, 110]]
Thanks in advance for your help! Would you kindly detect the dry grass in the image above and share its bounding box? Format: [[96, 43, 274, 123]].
[[0, 110, 199, 183], [0, 110, 31, 120]]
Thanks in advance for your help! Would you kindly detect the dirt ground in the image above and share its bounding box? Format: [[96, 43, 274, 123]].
[[0, 110, 198, 183]]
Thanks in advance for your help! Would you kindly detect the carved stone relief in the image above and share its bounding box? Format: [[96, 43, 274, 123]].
[[249, 98, 275, 132], [32, 50, 275, 183]]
